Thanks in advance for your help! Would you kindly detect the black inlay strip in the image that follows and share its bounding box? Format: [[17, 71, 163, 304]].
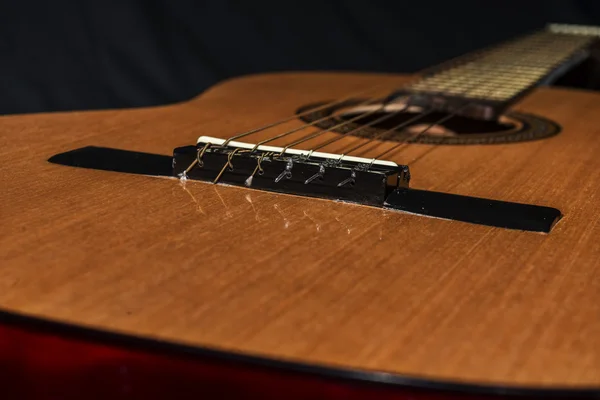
[[48, 146, 173, 176], [385, 188, 561, 233], [48, 147, 562, 233]]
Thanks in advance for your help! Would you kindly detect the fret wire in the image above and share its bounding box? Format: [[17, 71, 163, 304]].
[[405, 30, 593, 103]]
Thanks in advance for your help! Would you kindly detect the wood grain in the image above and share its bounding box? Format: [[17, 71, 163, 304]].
[[1, 72, 599, 388]]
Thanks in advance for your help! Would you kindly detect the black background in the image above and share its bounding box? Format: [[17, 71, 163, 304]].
[[2, 0, 600, 115]]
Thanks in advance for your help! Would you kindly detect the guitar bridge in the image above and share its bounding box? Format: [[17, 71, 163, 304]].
[[172, 136, 410, 206]]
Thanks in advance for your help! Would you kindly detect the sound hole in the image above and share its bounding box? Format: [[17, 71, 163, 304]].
[[297, 100, 561, 145], [340, 107, 516, 138]]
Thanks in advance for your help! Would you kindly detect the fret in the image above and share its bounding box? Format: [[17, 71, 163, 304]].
[[548, 23, 600, 36], [400, 27, 597, 110]]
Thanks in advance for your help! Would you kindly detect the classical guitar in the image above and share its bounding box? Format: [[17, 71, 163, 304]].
[[1, 23, 600, 399]]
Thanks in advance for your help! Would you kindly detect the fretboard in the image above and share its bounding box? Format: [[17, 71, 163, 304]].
[[395, 24, 600, 119]]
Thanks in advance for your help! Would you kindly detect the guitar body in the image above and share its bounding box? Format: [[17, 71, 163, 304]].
[[1, 71, 600, 397]]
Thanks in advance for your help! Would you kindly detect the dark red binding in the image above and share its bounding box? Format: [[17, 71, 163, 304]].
[[0, 317, 593, 399]]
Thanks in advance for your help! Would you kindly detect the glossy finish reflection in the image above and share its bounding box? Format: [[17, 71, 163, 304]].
[[175, 180, 399, 238]]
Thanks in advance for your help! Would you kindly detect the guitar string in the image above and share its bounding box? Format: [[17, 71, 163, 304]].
[[307, 104, 411, 152], [220, 79, 413, 146], [363, 46, 552, 164], [238, 57, 474, 153], [294, 107, 439, 185], [212, 80, 484, 183], [293, 64, 495, 162], [179, 86, 399, 178], [371, 104, 470, 161], [248, 96, 388, 152], [244, 107, 417, 186], [328, 41, 553, 165], [295, 66, 491, 164], [236, 75, 430, 152], [267, 101, 393, 155], [210, 38, 529, 159], [380, 37, 573, 164], [363, 39, 588, 164], [209, 95, 410, 184], [246, 65, 488, 154], [327, 108, 435, 156], [363, 53, 538, 164], [208, 31, 566, 174], [290, 43, 529, 163], [217, 29, 568, 155], [219, 65, 500, 176], [193, 29, 582, 187], [296, 105, 430, 171]]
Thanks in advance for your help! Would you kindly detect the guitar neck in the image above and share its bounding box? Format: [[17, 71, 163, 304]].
[[394, 24, 599, 119]]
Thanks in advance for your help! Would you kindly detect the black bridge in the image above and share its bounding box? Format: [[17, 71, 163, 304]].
[[172, 144, 410, 207], [48, 145, 562, 233]]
